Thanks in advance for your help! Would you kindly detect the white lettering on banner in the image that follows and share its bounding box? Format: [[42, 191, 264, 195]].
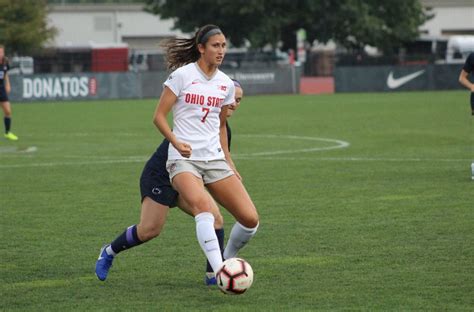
[[21, 76, 94, 99], [233, 72, 275, 84], [23, 79, 32, 98], [43, 78, 53, 97], [53, 79, 62, 97], [70, 78, 79, 97], [61, 77, 70, 97], [33, 79, 42, 98], [79, 77, 89, 96]]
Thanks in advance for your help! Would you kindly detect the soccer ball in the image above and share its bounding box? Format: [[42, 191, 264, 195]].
[[216, 258, 254, 295]]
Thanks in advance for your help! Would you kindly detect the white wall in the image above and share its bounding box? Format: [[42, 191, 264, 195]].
[[116, 11, 182, 38], [48, 4, 186, 48], [420, 5, 474, 37], [49, 12, 115, 46]]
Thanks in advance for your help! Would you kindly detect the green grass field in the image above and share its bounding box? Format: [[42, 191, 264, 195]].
[[1, 91, 473, 311]]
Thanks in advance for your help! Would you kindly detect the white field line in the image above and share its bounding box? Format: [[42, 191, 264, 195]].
[[1, 135, 471, 168], [234, 156, 473, 162], [0, 146, 38, 154], [19, 132, 141, 137], [0, 156, 471, 169], [237, 135, 350, 156], [0, 157, 149, 168]]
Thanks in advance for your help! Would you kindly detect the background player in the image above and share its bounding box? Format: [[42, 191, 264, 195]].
[[459, 52, 474, 115], [458, 51, 474, 179], [0, 44, 18, 141]]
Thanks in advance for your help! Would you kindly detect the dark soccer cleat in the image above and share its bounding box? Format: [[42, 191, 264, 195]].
[[205, 272, 217, 286], [95, 245, 114, 281]]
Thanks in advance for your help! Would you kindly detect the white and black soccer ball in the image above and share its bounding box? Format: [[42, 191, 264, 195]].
[[216, 258, 254, 295]]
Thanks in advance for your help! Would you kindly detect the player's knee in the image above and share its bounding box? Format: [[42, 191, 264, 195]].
[[241, 213, 259, 229], [214, 212, 224, 228], [192, 197, 213, 215], [137, 224, 161, 242]]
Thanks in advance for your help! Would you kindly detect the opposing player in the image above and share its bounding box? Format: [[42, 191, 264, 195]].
[[459, 52, 474, 115], [0, 45, 18, 141], [95, 79, 246, 285], [154, 24, 259, 275], [459, 52, 474, 179]]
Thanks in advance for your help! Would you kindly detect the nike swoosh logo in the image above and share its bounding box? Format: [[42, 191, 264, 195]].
[[204, 239, 216, 244], [386, 70, 425, 89]]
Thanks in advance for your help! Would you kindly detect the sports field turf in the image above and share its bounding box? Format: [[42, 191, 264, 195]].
[[1, 91, 473, 311]]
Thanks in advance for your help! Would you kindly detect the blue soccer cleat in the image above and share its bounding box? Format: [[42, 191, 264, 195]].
[[205, 272, 217, 286], [95, 245, 114, 281]]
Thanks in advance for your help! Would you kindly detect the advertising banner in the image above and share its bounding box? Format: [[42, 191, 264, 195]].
[[335, 64, 464, 93], [8, 67, 301, 102]]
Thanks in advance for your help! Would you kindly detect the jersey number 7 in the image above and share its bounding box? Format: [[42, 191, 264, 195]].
[[201, 108, 210, 123]]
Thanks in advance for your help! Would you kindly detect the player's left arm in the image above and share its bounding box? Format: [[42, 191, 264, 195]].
[[459, 69, 474, 92], [219, 106, 241, 180], [4, 72, 10, 94]]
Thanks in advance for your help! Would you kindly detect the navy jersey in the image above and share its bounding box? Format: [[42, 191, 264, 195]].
[[462, 52, 474, 73], [144, 139, 172, 186]]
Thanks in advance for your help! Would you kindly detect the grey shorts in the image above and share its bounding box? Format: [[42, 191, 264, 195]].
[[166, 159, 234, 185]]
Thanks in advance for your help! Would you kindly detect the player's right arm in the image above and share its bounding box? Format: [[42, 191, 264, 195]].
[[459, 69, 474, 92], [4, 72, 10, 94], [4, 57, 10, 94], [153, 86, 192, 158]]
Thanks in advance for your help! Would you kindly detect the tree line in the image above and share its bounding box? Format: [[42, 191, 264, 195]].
[[0, 0, 431, 55]]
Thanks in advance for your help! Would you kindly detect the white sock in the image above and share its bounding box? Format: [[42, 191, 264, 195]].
[[223, 222, 259, 260], [195, 212, 223, 273], [105, 245, 116, 257]]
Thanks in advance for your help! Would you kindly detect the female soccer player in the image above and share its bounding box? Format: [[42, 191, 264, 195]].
[[0, 45, 18, 141], [154, 24, 259, 275], [459, 52, 474, 115], [459, 52, 474, 179], [96, 79, 246, 285]]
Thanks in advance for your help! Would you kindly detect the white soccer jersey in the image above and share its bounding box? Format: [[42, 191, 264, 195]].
[[163, 62, 236, 161]]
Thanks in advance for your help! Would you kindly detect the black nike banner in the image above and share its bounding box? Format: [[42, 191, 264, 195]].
[[335, 64, 466, 92]]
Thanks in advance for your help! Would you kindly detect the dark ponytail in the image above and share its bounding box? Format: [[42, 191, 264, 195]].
[[162, 24, 222, 71]]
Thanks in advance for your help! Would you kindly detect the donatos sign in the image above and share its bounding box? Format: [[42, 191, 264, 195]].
[[22, 76, 97, 99]]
